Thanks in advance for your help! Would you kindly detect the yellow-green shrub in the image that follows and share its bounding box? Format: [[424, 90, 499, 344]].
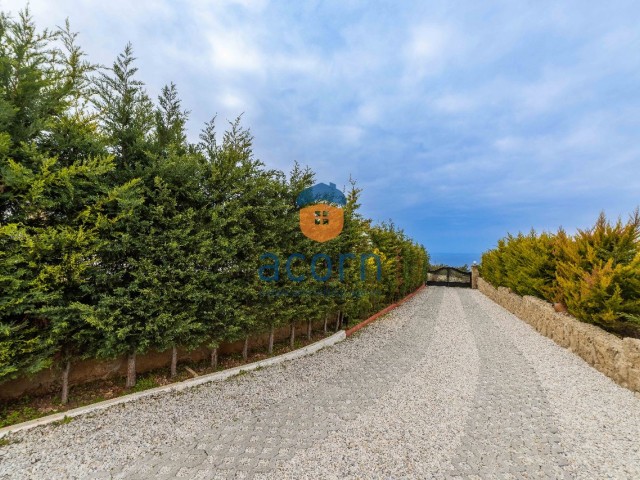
[[481, 230, 557, 301], [480, 239, 507, 288], [555, 212, 640, 328], [481, 210, 640, 335]]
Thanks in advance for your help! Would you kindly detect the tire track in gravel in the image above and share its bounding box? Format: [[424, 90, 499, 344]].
[[8, 287, 635, 480], [1, 290, 438, 480], [473, 289, 640, 480], [449, 289, 572, 480], [274, 287, 479, 479], [113, 287, 446, 479]]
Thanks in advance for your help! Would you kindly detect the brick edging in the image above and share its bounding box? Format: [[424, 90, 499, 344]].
[[345, 284, 426, 337]]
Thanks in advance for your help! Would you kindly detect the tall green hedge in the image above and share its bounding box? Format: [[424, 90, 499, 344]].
[[481, 211, 640, 336], [0, 10, 429, 396]]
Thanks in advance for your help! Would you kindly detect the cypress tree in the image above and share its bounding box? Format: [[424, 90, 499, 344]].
[[91, 43, 153, 388], [0, 11, 139, 402], [138, 82, 209, 377]]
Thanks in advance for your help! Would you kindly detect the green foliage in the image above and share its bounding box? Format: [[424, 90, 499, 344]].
[[52, 415, 73, 426], [484, 230, 557, 300], [0, 9, 129, 383], [128, 376, 158, 393], [555, 211, 640, 328], [0, 404, 39, 428], [482, 210, 640, 335], [0, 9, 429, 391]]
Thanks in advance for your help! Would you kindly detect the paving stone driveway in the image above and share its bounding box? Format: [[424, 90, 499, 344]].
[[2, 287, 640, 479], [118, 289, 445, 479], [450, 293, 569, 479]]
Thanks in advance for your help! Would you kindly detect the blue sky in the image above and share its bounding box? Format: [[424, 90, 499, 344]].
[[9, 0, 640, 257]]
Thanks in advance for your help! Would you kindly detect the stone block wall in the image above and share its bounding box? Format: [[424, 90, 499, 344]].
[[471, 264, 479, 289], [478, 277, 640, 394]]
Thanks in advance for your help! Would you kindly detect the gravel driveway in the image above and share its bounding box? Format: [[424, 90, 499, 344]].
[[1, 287, 639, 479]]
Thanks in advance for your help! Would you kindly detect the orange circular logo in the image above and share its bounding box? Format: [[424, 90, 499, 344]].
[[296, 182, 346, 243], [299, 204, 344, 242]]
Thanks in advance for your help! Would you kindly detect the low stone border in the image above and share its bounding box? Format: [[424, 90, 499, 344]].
[[478, 277, 640, 393], [0, 330, 346, 439]]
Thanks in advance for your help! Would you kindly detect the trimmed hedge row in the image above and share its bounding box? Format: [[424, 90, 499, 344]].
[[0, 10, 429, 401]]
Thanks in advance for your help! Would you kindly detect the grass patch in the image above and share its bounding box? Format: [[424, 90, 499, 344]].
[[128, 377, 159, 393], [0, 406, 42, 428], [52, 415, 73, 426]]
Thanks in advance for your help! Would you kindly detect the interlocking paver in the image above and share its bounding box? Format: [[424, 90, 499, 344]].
[[117, 288, 444, 479], [447, 292, 571, 479], [4, 287, 640, 479]]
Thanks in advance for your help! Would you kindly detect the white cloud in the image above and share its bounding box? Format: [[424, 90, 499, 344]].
[[433, 93, 476, 113], [403, 24, 457, 79], [218, 91, 250, 110], [519, 74, 575, 114], [493, 137, 521, 152], [206, 33, 265, 73], [356, 102, 381, 124], [217, 0, 268, 12], [406, 24, 451, 62]]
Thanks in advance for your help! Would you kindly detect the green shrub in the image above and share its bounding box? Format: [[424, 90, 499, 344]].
[[481, 231, 557, 301], [481, 210, 640, 335], [555, 211, 640, 328], [480, 239, 507, 288]]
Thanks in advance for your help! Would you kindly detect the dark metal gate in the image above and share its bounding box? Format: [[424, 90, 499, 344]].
[[426, 267, 471, 288]]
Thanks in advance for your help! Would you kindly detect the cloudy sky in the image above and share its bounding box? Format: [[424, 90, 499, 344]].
[[8, 0, 640, 260]]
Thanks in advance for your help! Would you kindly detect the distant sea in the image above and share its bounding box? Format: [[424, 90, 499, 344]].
[[429, 252, 482, 268]]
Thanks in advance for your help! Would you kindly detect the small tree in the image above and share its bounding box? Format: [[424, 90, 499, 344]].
[[91, 43, 154, 388], [0, 10, 137, 403]]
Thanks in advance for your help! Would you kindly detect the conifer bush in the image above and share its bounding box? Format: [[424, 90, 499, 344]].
[[555, 211, 640, 330], [481, 210, 640, 337]]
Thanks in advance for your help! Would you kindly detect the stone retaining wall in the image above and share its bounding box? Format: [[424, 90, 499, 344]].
[[478, 277, 640, 393]]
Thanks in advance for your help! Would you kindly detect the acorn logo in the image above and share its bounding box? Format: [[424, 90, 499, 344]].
[[296, 182, 346, 242]]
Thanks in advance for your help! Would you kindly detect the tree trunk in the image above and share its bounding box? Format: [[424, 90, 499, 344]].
[[210, 348, 218, 369], [335, 311, 341, 331], [307, 320, 312, 339], [242, 336, 249, 361], [60, 359, 71, 405], [126, 351, 136, 388], [170, 346, 178, 377], [289, 323, 295, 348], [268, 327, 275, 354], [323, 314, 328, 333]]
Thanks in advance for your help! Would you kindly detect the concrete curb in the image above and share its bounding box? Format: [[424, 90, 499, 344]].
[[0, 330, 346, 439], [345, 284, 426, 337]]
